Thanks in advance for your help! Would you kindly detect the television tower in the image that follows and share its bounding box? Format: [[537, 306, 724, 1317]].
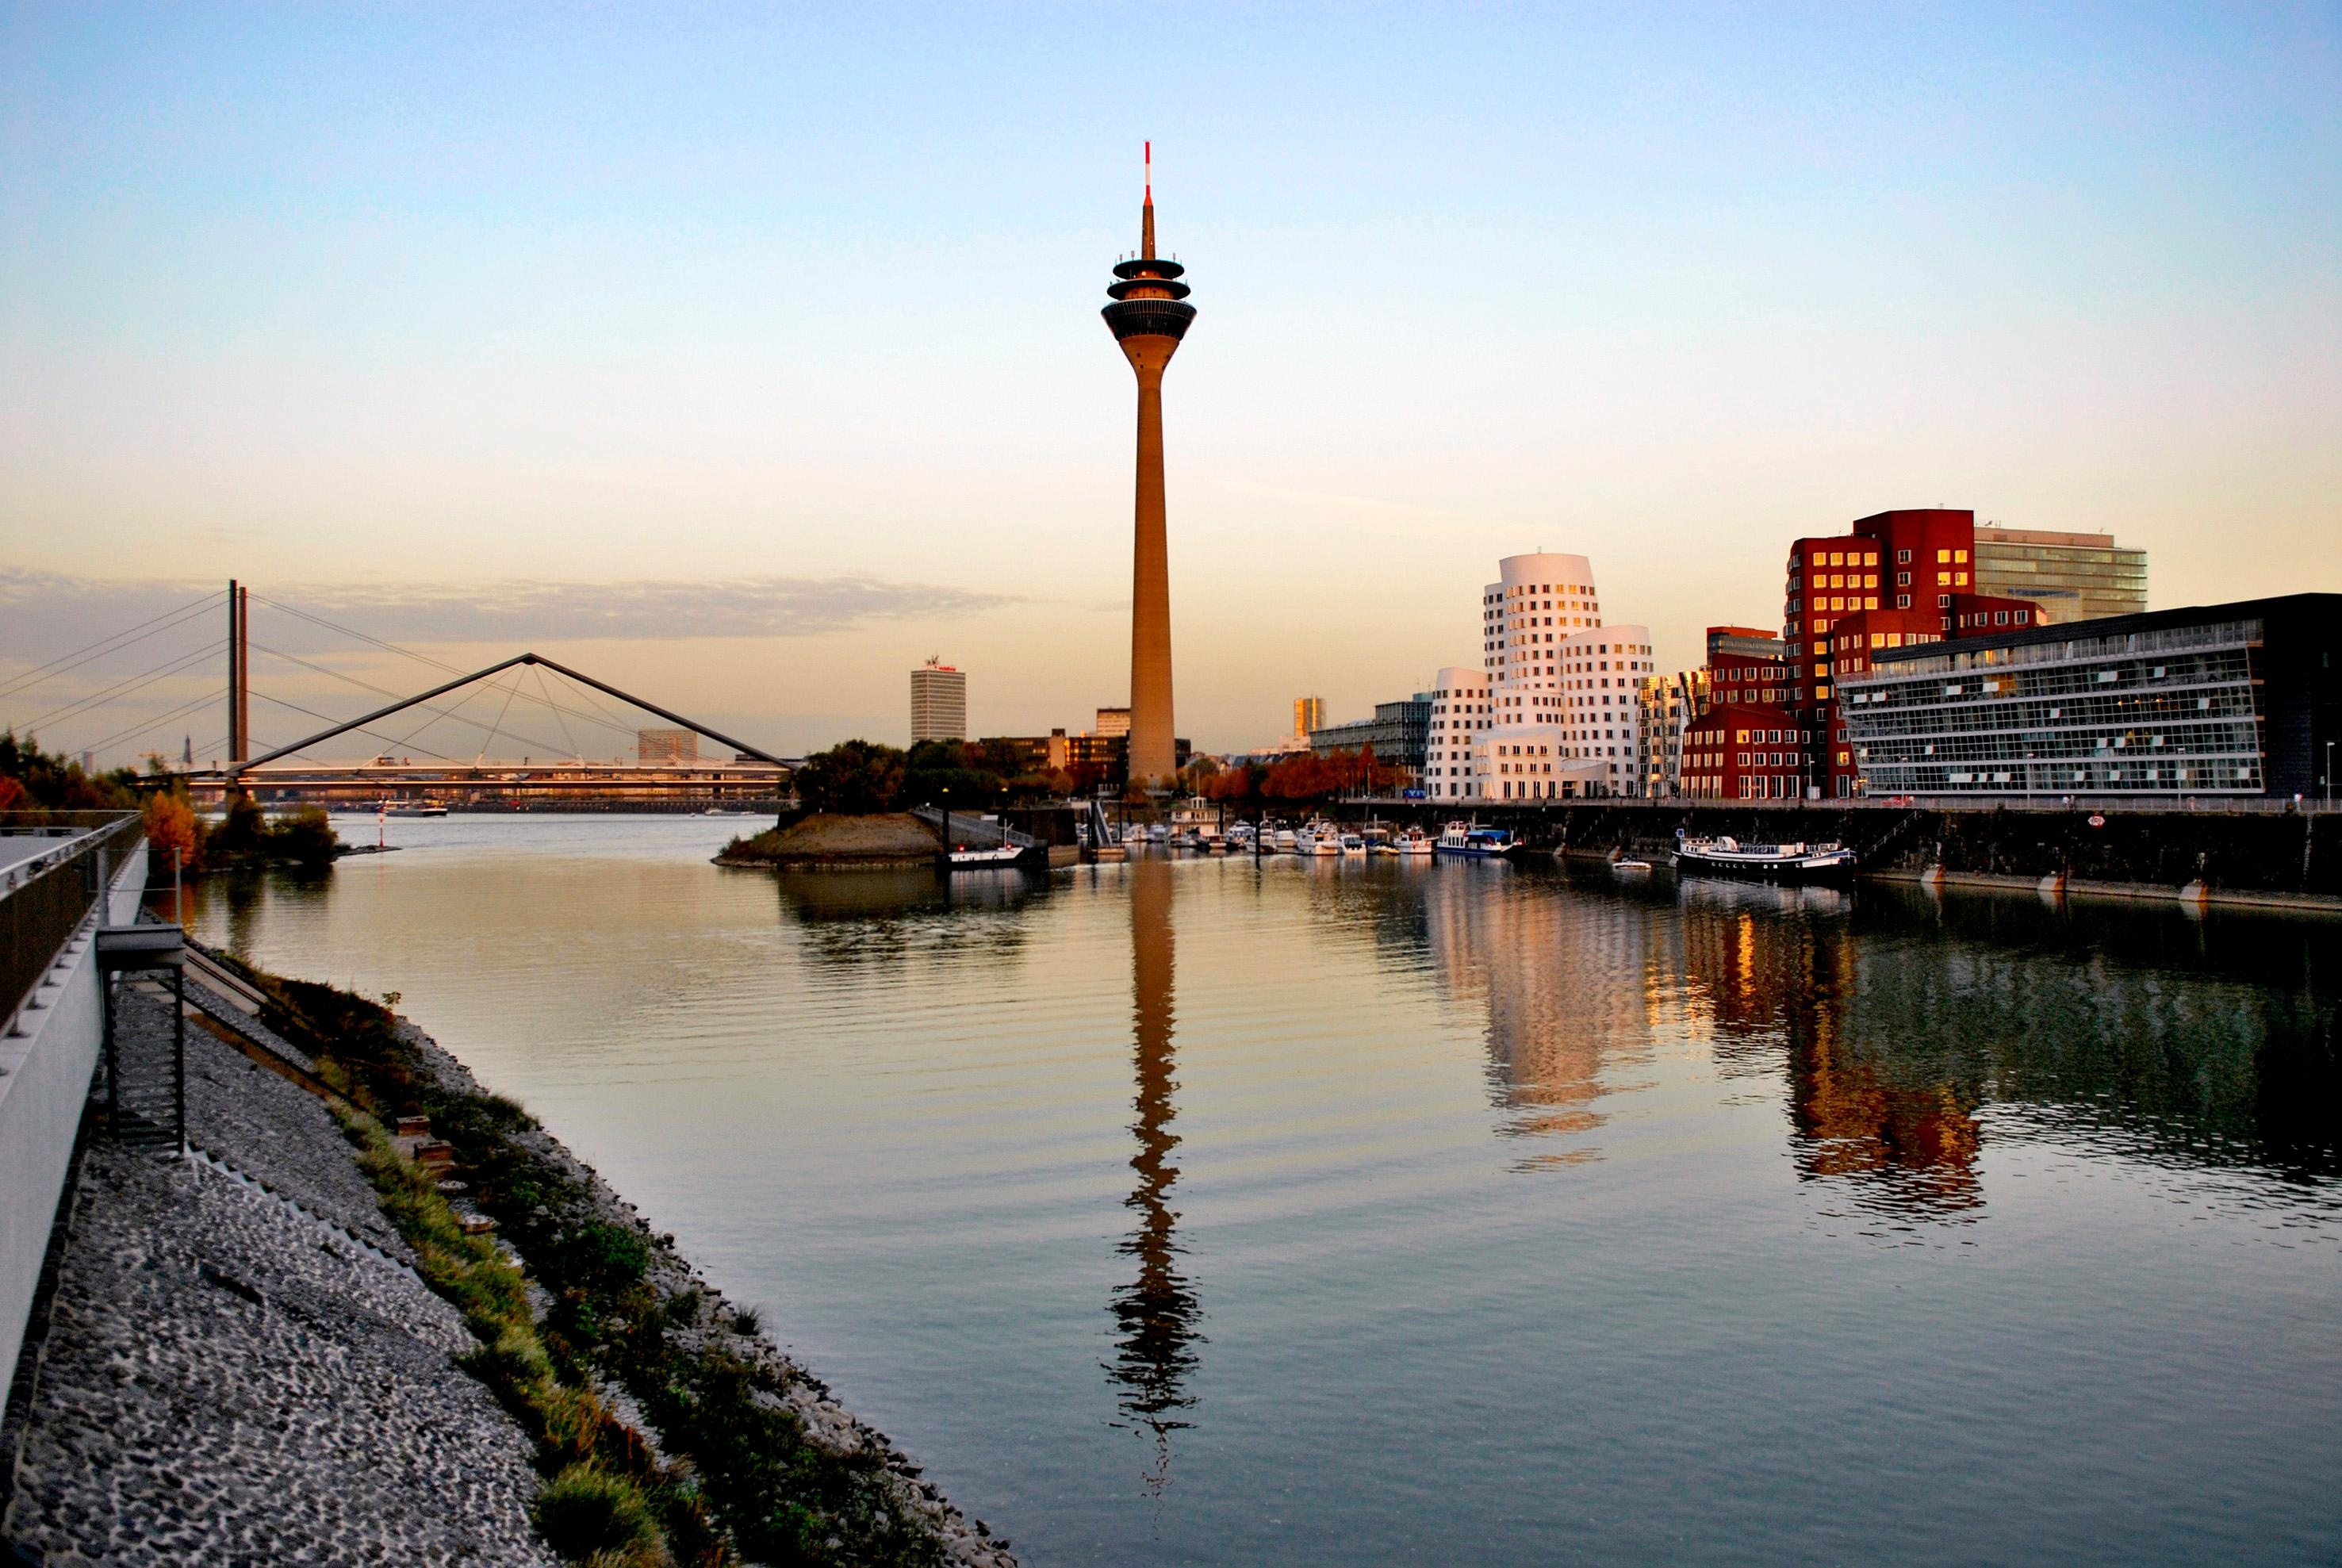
[[1102, 143, 1195, 788]]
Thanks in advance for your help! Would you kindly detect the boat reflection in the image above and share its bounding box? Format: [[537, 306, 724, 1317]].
[[771, 865, 1049, 968], [1105, 856, 1203, 1497]]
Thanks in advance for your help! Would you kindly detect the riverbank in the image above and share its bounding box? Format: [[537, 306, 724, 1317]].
[[2, 948, 1016, 1567]]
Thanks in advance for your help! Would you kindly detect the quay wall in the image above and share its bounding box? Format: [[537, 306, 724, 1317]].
[[0, 841, 146, 1393], [1325, 801, 2342, 902]]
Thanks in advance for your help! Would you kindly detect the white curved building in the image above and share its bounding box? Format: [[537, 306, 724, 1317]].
[[1458, 552, 1658, 800]]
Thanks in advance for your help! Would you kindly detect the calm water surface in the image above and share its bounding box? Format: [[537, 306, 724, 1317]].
[[186, 816, 2342, 1565]]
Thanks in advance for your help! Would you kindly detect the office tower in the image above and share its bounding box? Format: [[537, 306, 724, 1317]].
[[637, 728, 698, 765], [1294, 696, 1326, 739], [1102, 144, 1195, 788], [910, 658, 968, 743], [1973, 526, 2148, 623]]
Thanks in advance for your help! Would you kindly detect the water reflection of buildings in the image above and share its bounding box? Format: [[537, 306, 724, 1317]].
[[1419, 867, 1658, 1168], [1673, 881, 1984, 1215], [1106, 857, 1203, 1493]]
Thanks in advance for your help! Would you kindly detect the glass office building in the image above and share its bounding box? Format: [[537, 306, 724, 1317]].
[[1973, 527, 2148, 624], [1840, 595, 2340, 799]]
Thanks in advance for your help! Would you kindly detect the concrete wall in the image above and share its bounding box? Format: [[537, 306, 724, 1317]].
[[1332, 801, 2342, 900], [0, 838, 147, 1400]]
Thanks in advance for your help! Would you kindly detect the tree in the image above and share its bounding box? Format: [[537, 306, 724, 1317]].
[[143, 789, 204, 872], [793, 740, 907, 815]]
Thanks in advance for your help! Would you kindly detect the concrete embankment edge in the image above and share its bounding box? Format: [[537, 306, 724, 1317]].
[[0, 841, 145, 1403]]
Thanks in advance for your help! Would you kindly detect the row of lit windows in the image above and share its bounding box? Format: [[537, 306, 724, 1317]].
[[1863, 762, 2262, 792], [1856, 721, 2259, 762]]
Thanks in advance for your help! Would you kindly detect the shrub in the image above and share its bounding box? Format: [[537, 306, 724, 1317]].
[[532, 1464, 662, 1562]]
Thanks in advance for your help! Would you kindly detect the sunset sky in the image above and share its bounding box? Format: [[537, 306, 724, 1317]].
[[5, 2, 2337, 762]]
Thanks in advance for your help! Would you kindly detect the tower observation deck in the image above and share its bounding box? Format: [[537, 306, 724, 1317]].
[[1103, 144, 1194, 788]]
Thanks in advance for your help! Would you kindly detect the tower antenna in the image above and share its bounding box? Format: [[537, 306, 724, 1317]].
[[1141, 140, 1155, 259]]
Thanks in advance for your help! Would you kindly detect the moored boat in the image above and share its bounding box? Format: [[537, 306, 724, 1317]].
[[1670, 832, 1854, 884], [1393, 826, 1435, 857], [1434, 821, 1518, 858]]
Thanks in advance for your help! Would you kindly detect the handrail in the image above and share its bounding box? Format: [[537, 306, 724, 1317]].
[[2, 813, 143, 1035], [910, 804, 1037, 848]]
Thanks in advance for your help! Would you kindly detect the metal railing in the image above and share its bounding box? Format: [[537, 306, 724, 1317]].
[[2, 812, 143, 1035], [911, 805, 1037, 848]]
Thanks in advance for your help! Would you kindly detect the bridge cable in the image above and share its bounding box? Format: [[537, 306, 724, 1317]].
[[247, 690, 459, 763], [75, 688, 232, 760], [533, 663, 584, 761], [9, 639, 228, 738], [247, 641, 573, 761], [250, 593, 640, 742], [0, 588, 227, 703]]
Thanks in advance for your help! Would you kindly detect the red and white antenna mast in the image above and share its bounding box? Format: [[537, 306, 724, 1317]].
[[1140, 140, 1156, 258]]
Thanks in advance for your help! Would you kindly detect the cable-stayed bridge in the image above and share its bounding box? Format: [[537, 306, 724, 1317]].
[[2, 581, 794, 810]]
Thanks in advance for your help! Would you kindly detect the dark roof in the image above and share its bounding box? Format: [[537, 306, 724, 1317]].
[[1872, 592, 2342, 665]]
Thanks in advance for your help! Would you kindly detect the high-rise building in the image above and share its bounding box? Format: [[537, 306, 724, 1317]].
[[1094, 707, 1131, 739], [637, 728, 697, 765], [1294, 696, 1326, 738], [1102, 144, 1194, 788], [910, 657, 967, 743], [1974, 527, 2147, 624], [1470, 552, 1656, 800]]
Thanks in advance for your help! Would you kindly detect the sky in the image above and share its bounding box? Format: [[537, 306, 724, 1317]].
[[3, 2, 2338, 764]]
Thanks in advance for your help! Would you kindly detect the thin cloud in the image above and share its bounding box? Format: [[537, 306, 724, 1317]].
[[0, 569, 1026, 657]]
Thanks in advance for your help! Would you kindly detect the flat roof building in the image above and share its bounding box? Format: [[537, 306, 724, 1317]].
[[1840, 593, 2340, 800], [637, 728, 697, 765], [1974, 526, 2147, 626], [910, 658, 967, 743]]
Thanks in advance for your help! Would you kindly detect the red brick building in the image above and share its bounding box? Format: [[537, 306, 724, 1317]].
[[1780, 508, 1996, 797], [1703, 626, 1791, 715], [1681, 702, 1811, 801], [1948, 592, 2053, 638]]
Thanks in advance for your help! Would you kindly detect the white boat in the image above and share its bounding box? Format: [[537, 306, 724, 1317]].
[[379, 799, 448, 819], [945, 842, 1037, 870], [1671, 832, 1855, 884], [1273, 824, 1298, 853], [1393, 826, 1435, 857], [1338, 833, 1367, 856], [1612, 857, 1654, 873], [1435, 821, 1518, 858], [1296, 819, 1343, 857]]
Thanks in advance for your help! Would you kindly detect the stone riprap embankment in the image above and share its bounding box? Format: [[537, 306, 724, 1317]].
[[394, 1022, 1019, 1567], [2, 955, 1018, 1567], [1, 983, 556, 1567]]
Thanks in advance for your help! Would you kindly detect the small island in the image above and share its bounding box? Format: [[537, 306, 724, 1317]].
[[716, 811, 940, 870]]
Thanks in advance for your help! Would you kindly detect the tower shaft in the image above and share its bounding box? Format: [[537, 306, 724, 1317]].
[[1126, 345, 1176, 785]]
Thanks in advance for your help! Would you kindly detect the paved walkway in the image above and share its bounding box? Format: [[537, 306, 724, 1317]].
[[1, 987, 554, 1567]]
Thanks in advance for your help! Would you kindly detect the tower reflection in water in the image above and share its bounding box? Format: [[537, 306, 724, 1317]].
[[1106, 857, 1203, 1496]]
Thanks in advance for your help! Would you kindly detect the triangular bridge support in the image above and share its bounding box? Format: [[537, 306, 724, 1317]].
[[224, 652, 784, 778]]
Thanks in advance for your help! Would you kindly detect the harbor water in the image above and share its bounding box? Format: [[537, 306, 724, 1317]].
[[186, 815, 2342, 1565]]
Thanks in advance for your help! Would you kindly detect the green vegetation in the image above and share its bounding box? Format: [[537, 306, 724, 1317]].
[[792, 741, 909, 815], [0, 730, 141, 814], [792, 736, 1075, 817], [225, 957, 948, 1566]]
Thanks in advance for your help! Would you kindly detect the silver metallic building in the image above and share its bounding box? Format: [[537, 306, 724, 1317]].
[[1840, 595, 2340, 800]]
